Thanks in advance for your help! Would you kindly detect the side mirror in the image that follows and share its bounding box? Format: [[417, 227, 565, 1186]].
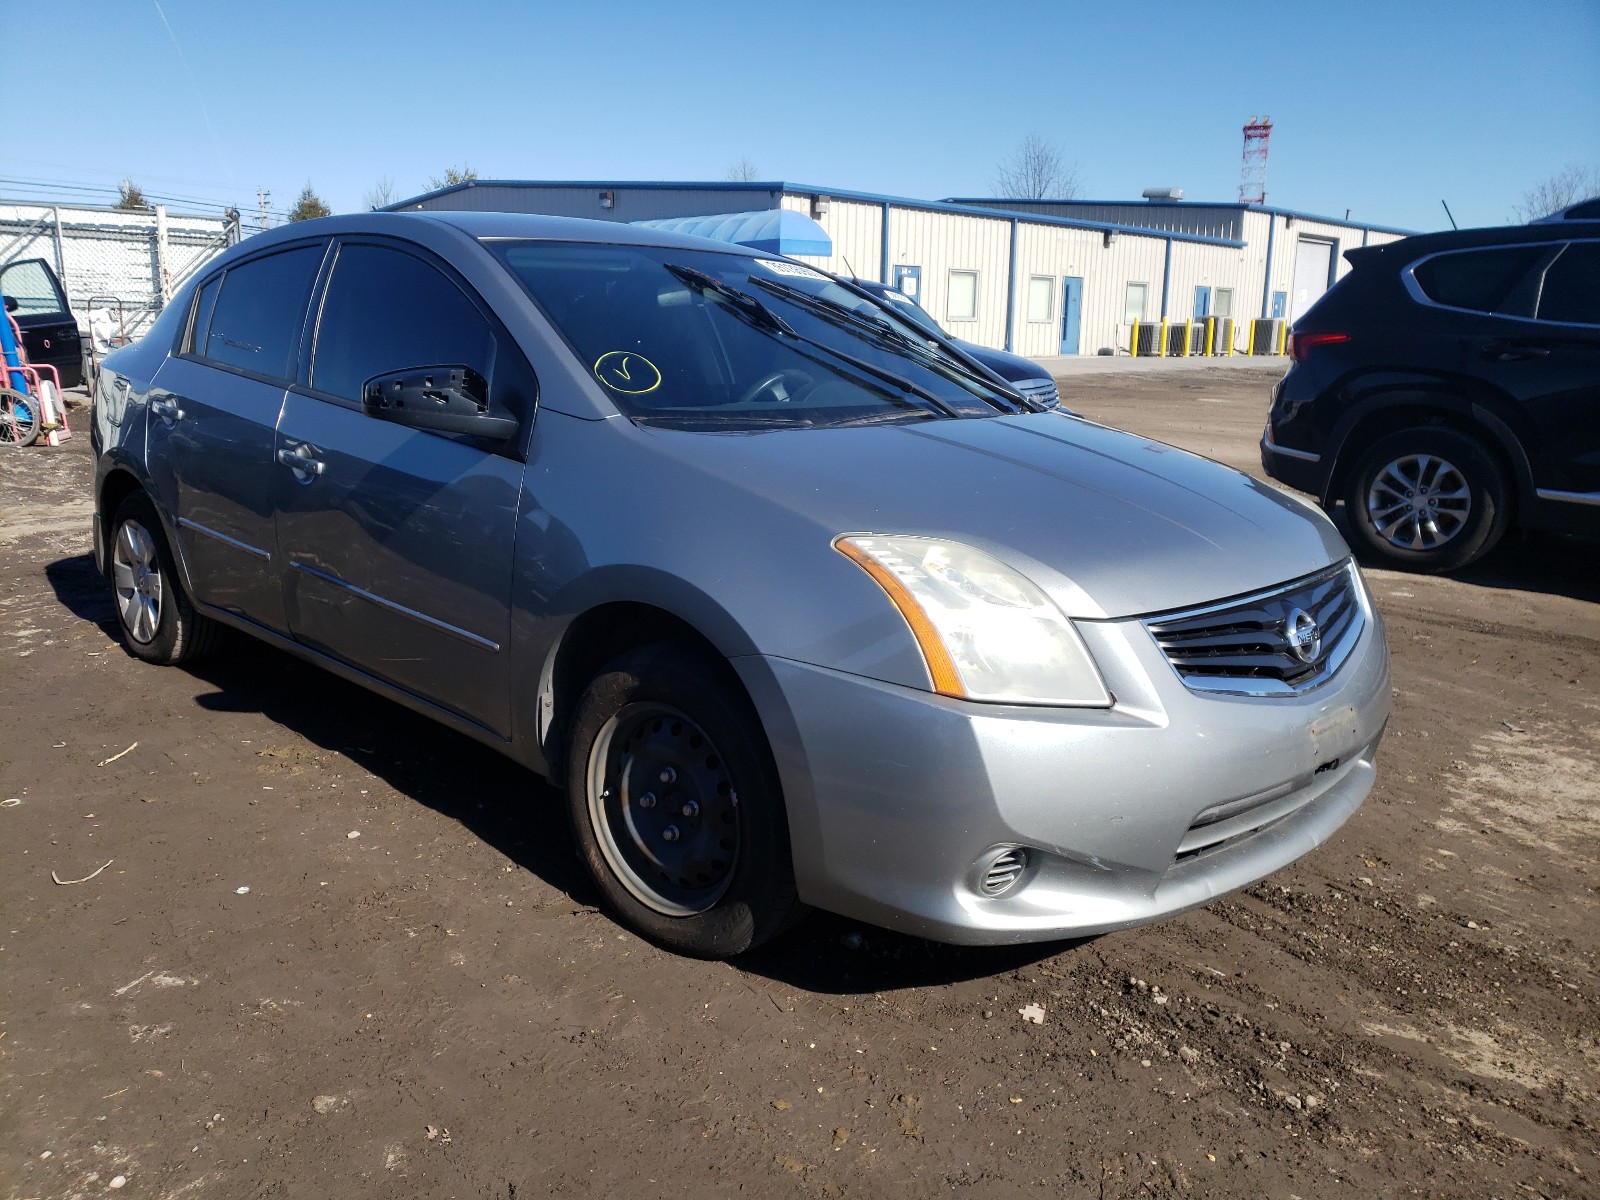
[[361, 366, 517, 440], [3, 296, 16, 313]]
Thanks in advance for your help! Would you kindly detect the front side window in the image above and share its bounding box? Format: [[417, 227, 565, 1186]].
[[1411, 245, 1546, 314], [203, 245, 323, 380], [1027, 276, 1054, 323], [312, 243, 496, 402], [1124, 282, 1148, 325], [0, 259, 67, 317], [491, 242, 1019, 431], [1535, 242, 1600, 325], [947, 270, 978, 321]]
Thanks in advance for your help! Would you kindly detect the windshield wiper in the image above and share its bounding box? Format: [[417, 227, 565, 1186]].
[[753, 275, 1031, 412], [665, 264, 795, 335]]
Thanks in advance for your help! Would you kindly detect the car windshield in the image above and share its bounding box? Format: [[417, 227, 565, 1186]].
[[490, 241, 1021, 430], [863, 286, 947, 339]]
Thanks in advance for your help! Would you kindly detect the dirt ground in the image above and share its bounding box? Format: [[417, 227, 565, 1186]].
[[2, 369, 1596, 1200]]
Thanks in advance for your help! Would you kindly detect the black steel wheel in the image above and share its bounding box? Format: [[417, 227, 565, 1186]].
[[1344, 427, 1511, 573], [566, 643, 803, 957]]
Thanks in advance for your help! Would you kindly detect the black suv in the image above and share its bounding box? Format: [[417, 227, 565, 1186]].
[[1262, 221, 1599, 572]]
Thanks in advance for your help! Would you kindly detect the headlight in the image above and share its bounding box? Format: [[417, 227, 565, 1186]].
[[835, 535, 1111, 707]]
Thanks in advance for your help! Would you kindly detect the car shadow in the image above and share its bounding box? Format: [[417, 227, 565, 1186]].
[[1329, 506, 1600, 604], [48, 551, 1097, 991]]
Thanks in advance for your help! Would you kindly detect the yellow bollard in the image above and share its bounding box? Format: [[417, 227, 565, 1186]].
[[1246, 320, 1257, 356], [1204, 319, 1216, 356], [1182, 321, 1193, 357], [1130, 319, 1140, 357], [1158, 319, 1168, 358], [1276, 322, 1288, 355]]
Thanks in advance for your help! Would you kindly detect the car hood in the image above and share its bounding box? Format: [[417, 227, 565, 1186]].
[[643, 412, 1350, 620], [950, 338, 1050, 384]]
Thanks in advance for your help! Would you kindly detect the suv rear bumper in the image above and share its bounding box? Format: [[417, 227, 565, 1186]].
[[1261, 424, 1333, 500]]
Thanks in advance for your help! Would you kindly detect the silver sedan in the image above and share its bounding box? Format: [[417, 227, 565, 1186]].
[[90, 212, 1389, 957]]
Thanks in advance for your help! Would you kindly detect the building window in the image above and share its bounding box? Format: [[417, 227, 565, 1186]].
[[1026, 276, 1054, 323], [1214, 288, 1234, 319], [1123, 282, 1148, 325], [947, 270, 978, 321]]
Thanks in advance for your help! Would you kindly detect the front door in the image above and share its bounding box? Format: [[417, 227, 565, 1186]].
[[144, 242, 326, 633], [893, 265, 923, 305], [1193, 286, 1212, 319], [272, 240, 528, 737], [1059, 276, 1082, 354]]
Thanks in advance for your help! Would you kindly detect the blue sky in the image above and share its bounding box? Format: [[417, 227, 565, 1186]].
[[7, 0, 1597, 231]]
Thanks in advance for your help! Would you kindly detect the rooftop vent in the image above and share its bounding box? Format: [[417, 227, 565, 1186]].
[[1142, 187, 1185, 201]]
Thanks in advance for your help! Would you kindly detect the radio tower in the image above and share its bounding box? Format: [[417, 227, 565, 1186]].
[[1239, 116, 1272, 205]]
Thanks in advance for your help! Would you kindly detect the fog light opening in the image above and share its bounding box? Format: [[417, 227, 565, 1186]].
[[975, 846, 1030, 897]]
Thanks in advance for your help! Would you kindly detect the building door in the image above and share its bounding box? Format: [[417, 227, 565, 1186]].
[[1059, 276, 1083, 354], [1193, 286, 1211, 319], [1290, 238, 1335, 324], [893, 265, 922, 304]]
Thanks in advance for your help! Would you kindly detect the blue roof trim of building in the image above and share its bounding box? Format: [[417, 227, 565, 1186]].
[[631, 209, 832, 256], [387, 180, 1246, 248], [942, 196, 1416, 237]]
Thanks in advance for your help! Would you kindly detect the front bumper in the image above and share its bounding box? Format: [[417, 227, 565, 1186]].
[[736, 596, 1390, 945]]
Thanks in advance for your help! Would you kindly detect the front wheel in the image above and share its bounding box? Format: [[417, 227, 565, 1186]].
[[1343, 427, 1511, 573], [565, 644, 803, 957]]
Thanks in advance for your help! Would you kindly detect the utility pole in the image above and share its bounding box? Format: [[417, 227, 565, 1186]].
[[257, 186, 271, 231]]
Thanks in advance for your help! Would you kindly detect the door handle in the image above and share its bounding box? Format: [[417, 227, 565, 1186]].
[[150, 395, 185, 421], [1483, 341, 1551, 362], [277, 446, 325, 478]]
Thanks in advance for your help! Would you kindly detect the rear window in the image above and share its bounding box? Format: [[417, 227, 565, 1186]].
[[1536, 243, 1600, 325], [1411, 245, 1545, 313]]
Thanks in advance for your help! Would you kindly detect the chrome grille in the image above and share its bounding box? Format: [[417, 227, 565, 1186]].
[[1016, 378, 1059, 406], [1144, 562, 1365, 697]]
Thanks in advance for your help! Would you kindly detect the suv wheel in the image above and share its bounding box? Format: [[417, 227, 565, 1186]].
[[1344, 427, 1510, 572], [565, 643, 804, 958]]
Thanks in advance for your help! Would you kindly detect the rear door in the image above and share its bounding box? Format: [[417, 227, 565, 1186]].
[[272, 239, 531, 737], [1518, 240, 1600, 499], [144, 242, 326, 633]]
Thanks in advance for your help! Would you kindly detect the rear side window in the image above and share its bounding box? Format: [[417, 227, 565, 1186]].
[[187, 274, 222, 353], [311, 243, 496, 402], [1536, 243, 1600, 325], [203, 246, 323, 380], [1410, 246, 1545, 313]]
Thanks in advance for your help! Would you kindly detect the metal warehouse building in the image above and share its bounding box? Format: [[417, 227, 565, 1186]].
[[393, 181, 1410, 358]]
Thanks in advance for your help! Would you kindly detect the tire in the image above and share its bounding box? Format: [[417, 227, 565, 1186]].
[[109, 492, 220, 664], [1343, 427, 1511, 573], [0, 388, 40, 447], [565, 643, 804, 958]]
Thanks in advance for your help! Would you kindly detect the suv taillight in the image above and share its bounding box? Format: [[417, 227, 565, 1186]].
[[1289, 331, 1349, 362]]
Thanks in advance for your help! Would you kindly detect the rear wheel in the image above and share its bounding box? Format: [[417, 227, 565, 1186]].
[[0, 388, 40, 447], [109, 492, 219, 664], [565, 643, 803, 957], [1343, 427, 1510, 573]]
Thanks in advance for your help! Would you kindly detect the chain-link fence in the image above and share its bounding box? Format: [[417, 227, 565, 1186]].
[[0, 202, 242, 346]]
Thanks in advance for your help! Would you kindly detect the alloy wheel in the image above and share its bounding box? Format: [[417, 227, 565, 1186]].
[[1365, 453, 1472, 551], [112, 519, 164, 644]]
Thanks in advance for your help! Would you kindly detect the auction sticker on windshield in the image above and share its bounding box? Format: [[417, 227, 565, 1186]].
[[755, 260, 829, 281], [593, 351, 662, 395]]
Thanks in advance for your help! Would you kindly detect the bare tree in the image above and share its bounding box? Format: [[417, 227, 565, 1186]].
[[364, 176, 398, 210], [1512, 164, 1600, 222], [427, 165, 480, 190], [993, 134, 1082, 200], [725, 155, 761, 183], [116, 178, 149, 210]]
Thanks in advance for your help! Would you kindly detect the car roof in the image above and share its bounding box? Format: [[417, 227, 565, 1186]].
[[1344, 219, 1600, 272], [233, 209, 767, 255]]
